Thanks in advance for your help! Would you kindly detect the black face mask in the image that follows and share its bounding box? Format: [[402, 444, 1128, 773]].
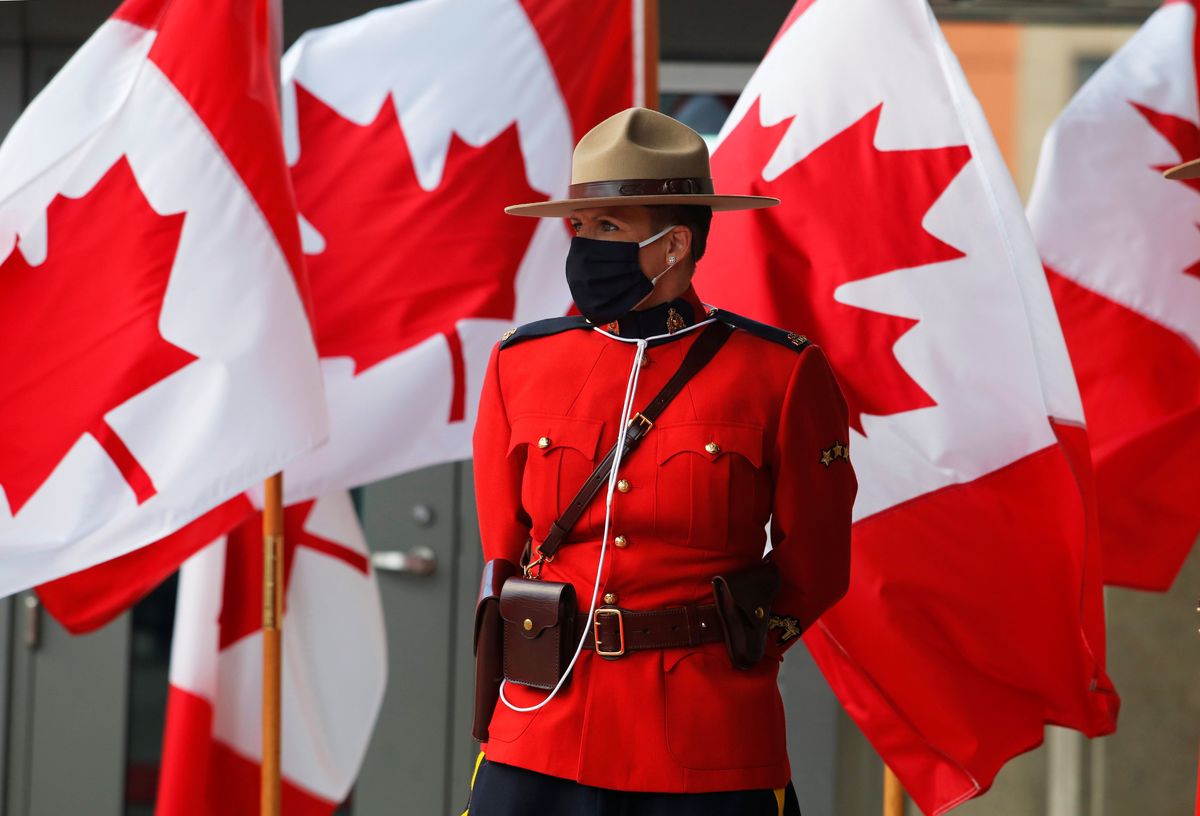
[[565, 225, 676, 325]]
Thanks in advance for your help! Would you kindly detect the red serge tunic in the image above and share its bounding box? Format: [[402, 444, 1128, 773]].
[[472, 287, 856, 794]]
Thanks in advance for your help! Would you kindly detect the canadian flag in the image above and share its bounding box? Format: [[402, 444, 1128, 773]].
[[697, 0, 1118, 812], [156, 491, 386, 815], [39, 0, 640, 630], [1027, 0, 1200, 591], [277, 0, 640, 500], [0, 0, 328, 596]]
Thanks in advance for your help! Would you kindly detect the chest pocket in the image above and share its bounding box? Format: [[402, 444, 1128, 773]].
[[508, 414, 605, 541], [655, 421, 765, 552]]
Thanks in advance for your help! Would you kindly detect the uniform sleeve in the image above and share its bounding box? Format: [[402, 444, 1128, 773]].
[[767, 345, 857, 654], [472, 342, 531, 564]]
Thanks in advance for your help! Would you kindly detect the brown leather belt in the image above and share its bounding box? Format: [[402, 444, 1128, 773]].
[[580, 604, 724, 659]]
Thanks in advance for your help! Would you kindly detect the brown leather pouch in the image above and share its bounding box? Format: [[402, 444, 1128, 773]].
[[499, 577, 577, 690], [711, 557, 781, 670], [472, 558, 520, 742]]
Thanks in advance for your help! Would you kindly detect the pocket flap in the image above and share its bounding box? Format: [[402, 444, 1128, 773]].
[[508, 414, 605, 459], [499, 578, 576, 639], [656, 421, 763, 467]]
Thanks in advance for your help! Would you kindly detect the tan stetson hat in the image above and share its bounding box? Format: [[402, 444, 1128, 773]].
[[1164, 158, 1200, 180], [505, 107, 779, 217]]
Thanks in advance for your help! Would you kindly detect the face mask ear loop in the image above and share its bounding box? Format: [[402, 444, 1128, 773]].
[[649, 258, 677, 285], [498, 337, 648, 714], [637, 224, 678, 248], [634, 225, 682, 308]]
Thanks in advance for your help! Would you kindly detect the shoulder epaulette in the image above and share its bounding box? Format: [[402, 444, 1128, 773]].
[[710, 308, 812, 353], [499, 315, 592, 349]]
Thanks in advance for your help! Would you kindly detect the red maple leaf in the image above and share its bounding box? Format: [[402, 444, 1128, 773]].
[[1131, 101, 1200, 279], [218, 500, 369, 650], [700, 99, 971, 432], [0, 157, 196, 514], [290, 85, 547, 420]]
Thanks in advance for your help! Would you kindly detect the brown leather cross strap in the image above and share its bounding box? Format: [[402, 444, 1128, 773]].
[[537, 321, 733, 560], [581, 604, 725, 659]]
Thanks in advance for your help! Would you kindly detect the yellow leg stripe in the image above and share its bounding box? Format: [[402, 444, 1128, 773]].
[[775, 787, 785, 816], [460, 751, 487, 816], [470, 750, 486, 788]]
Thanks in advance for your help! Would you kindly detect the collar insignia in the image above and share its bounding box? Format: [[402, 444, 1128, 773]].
[[666, 307, 686, 334]]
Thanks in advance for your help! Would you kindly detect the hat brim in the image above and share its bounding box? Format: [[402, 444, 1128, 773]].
[[1165, 158, 1200, 180], [505, 193, 779, 217]]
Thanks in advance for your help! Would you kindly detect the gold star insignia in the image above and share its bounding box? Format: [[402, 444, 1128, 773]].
[[832, 442, 844, 458], [787, 332, 808, 346], [501, 327, 516, 342], [820, 449, 834, 467]]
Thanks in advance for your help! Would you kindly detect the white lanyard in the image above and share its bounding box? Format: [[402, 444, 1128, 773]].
[[499, 316, 717, 713]]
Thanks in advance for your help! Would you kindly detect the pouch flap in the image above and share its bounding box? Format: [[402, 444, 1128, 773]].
[[656, 421, 763, 467], [508, 414, 604, 459], [474, 558, 519, 654], [499, 578, 576, 639], [713, 558, 780, 621], [711, 557, 780, 670], [478, 558, 520, 610]]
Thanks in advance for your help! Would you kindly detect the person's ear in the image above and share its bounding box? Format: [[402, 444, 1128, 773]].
[[668, 227, 691, 264]]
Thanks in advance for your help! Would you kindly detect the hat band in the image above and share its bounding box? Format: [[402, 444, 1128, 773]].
[[567, 177, 715, 200]]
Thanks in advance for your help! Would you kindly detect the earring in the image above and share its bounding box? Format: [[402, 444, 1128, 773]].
[[668, 255, 677, 264]]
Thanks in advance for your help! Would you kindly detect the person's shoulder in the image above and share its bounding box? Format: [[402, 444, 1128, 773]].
[[498, 315, 592, 350], [710, 308, 813, 355]]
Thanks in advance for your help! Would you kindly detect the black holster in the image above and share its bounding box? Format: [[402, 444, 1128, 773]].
[[472, 558, 520, 742], [711, 556, 781, 670]]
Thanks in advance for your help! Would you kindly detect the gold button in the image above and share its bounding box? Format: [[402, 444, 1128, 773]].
[[754, 606, 765, 619], [639, 353, 651, 368], [537, 436, 551, 449], [616, 479, 631, 493], [614, 535, 628, 549], [523, 618, 533, 631], [705, 441, 721, 455], [603, 593, 618, 605]]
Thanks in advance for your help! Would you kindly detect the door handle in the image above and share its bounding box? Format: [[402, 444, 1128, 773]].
[[371, 546, 437, 576]]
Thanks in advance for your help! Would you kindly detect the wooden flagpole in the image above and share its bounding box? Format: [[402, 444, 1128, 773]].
[[261, 3, 285, 815], [261, 472, 284, 816], [643, 0, 659, 112], [884, 766, 906, 816]]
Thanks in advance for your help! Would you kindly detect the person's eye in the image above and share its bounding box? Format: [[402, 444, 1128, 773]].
[[600, 221, 618, 232], [570, 222, 581, 233]]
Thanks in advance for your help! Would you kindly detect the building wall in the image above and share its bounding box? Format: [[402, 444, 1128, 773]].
[[944, 22, 1022, 180], [1017, 25, 1140, 197]]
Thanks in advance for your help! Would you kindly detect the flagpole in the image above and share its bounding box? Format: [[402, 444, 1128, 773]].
[[261, 472, 284, 816], [261, 2, 285, 815], [643, 0, 659, 111], [884, 766, 905, 816]]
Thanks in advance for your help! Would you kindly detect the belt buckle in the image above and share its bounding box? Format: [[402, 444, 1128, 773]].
[[627, 413, 653, 437], [593, 608, 625, 658]]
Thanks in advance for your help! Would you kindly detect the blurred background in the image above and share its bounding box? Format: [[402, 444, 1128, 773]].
[[0, 1, 1195, 815]]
